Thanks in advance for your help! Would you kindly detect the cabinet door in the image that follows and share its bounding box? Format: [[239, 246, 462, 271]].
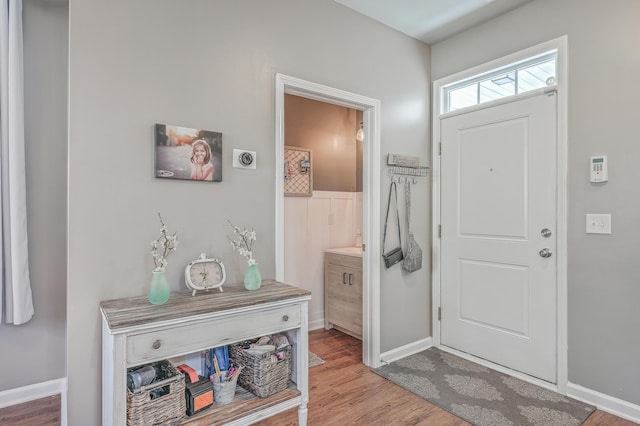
[[326, 263, 362, 338], [325, 263, 344, 325]]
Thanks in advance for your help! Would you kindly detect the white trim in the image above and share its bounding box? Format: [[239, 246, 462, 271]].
[[380, 337, 433, 364], [568, 382, 640, 424], [308, 318, 325, 331], [0, 377, 67, 425], [432, 36, 569, 390], [555, 35, 569, 395], [274, 73, 382, 368]]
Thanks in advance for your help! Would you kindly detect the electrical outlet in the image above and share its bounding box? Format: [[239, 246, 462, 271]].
[[585, 214, 611, 234]]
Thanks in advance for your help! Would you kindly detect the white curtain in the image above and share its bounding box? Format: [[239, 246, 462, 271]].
[[0, 0, 33, 325]]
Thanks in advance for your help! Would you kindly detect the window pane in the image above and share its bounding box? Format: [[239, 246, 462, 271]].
[[441, 51, 557, 113], [517, 58, 556, 94], [449, 84, 477, 111], [479, 72, 515, 104]]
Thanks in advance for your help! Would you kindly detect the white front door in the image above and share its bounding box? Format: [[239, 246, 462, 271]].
[[440, 92, 557, 382]]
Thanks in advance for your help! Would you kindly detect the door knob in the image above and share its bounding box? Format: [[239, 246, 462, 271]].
[[541, 228, 552, 238], [539, 248, 552, 258]]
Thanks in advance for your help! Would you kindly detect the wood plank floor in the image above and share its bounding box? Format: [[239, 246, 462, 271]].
[[258, 328, 638, 426], [0, 330, 636, 425], [0, 394, 60, 426]]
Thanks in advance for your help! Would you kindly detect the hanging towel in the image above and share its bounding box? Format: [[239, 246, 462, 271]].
[[402, 180, 422, 272]]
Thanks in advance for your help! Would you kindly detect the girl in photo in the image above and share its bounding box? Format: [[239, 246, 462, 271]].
[[190, 139, 214, 181]]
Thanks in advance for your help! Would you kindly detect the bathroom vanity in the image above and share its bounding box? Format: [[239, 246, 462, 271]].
[[324, 247, 362, 340]]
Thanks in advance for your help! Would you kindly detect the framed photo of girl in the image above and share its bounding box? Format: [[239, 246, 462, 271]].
[[154, 123, 222, 182]]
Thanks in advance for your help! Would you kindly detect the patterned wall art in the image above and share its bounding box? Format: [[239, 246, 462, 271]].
[[284, 146, 312, 197]]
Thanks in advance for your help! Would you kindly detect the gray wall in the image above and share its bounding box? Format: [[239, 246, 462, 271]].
[[67, 0, 431, 422], [0, 0, 68, 392], [432, 0, 640, 406]]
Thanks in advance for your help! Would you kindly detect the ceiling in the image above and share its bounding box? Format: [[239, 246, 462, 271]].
[[335, 0, 532, 44]]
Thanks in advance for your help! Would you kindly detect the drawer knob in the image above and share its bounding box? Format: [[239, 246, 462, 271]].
[[282, 315, 289, 322], [152, 339, 161, 350]]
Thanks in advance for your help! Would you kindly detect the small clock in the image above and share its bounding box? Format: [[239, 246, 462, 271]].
[[184, 253, 226, 296]]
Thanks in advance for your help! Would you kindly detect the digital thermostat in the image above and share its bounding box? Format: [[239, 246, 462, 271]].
[[590, 155, 608, 182], [233, 149, 257, 169]]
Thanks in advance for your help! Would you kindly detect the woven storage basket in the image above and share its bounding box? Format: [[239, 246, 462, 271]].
[[126, 360, 186, 426], [229, 339, 292, 398]]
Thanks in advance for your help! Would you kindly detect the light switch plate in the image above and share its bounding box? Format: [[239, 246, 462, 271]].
[[586, 214, 611, 234]]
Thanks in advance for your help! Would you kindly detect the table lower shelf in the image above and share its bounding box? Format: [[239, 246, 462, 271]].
[[180, 382, 301, 425]]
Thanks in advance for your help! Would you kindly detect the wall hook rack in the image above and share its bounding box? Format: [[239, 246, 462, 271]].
[[387, 153, 428, 184]]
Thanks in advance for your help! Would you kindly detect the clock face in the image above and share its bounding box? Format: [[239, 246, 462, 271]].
[[189, 261, 223, 289], [185, 254, 226, 294]]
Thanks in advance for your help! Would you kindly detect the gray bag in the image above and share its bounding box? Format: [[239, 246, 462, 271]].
[[382, 182, 404, 268], [402, 180, 422, 272]]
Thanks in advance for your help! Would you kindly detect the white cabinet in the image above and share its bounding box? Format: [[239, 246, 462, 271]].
[[324, 252, 362, 340], [101, 280, 311, 425]]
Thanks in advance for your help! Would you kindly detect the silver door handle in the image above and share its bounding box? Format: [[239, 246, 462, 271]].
[[539, 248, 552, 258], [541, 228, 552, 238]]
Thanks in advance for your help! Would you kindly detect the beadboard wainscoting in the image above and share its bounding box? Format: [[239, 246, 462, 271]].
[[284, 191, 362, 330]]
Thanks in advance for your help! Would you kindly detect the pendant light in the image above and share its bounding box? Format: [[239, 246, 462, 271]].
[[356, 122, 364, 142]]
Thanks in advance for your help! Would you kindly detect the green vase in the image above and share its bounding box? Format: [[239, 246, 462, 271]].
[[244, 264, 262, 291], [148, 270, 170, 305]]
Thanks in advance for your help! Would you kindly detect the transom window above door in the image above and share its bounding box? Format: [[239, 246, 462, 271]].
[[442, 50, 557, 113]]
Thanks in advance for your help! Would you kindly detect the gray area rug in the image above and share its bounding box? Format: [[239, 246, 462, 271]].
[[309, 352, 325, 368], [374, 348, 596, 426]]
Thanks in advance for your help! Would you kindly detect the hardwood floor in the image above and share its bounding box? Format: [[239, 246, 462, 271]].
[[258, 328, 638, 426], [0, 394, 60, 426], [0, 330, 636, 425]]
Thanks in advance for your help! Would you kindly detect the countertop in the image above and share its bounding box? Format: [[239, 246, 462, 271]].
[[325, 246, 363, 258], [100, 280, 311, 332]]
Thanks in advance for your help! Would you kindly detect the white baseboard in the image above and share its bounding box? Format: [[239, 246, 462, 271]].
[[380, 337, 433, 364], [568, 382, 640, 424], [0, 377, 67, 425], [309, 318, 325, 331]]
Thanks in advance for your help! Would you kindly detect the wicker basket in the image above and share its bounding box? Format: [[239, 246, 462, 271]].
[[229, 338, 292, 398], [126, 360, 186, 426]]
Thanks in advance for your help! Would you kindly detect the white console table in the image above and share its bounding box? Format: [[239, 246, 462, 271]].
[[100, 280, 311, 425]]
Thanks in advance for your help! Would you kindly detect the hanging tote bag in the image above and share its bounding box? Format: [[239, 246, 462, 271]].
[[402, 180, 423, 272], [382, 181, 404, 268]]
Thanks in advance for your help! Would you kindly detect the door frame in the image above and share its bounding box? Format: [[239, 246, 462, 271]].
[[431, 36, 568, 392], [274, 73, 382, 368]]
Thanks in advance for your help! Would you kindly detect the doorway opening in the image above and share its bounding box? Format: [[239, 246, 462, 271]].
[[282, 94, 363, 337], [274, 74, 382, 367]]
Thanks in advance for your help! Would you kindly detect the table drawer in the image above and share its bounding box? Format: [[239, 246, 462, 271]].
[[126, 304, 301, 366]]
